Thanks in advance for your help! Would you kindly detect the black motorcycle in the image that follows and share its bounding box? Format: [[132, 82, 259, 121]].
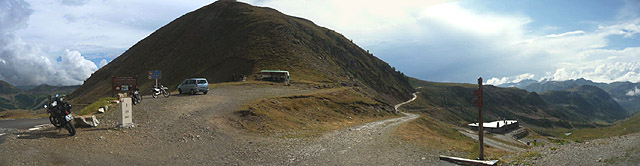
[[131, 88, 142, 105], [44, 95, 76, 136]]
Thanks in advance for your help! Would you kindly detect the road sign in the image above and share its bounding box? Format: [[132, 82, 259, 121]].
[[148, 70, 161, 79]]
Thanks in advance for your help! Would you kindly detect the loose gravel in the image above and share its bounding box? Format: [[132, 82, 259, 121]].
[[520, 133, 640, 166], [0, 83, 450, 165]]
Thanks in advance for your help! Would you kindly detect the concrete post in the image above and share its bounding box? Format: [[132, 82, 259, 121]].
[[119, 97, 133, 128]]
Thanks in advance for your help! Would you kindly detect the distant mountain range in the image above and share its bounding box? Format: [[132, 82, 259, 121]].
[[497, 78, 640, 113], [0, 80, 79, 111], [407, 77, 629, 128]]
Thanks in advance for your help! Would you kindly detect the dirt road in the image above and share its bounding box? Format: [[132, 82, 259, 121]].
[[0, 84, 448, 165], [279, 112, 452, 165], [457, 128, 525, 152], [275, 93, 453, 165]]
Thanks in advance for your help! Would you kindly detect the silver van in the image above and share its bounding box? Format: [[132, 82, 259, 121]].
[[177, 78, 209, 94]]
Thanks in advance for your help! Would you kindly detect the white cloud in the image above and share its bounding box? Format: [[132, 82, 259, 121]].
[[243, 0, 640, 84], [1, 0, 215, 86], [0, 0, 97, 86], [486, 73, 535, 85], [539, 47, 640, 83], [485, 77, 509, 86], [242, 0, 456, 46], [18, 0, 213, 60], [98, 59, 107, 68], [544, 31, 585, 38], [5, 0, 640, 85], [58, 49, 98, 83], [627, 87, 640, 96]]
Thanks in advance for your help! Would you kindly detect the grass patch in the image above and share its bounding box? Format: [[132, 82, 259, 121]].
[[566, 112, 640, 141], [78, 97, 116, 116], [237, 87, 397, 138], [531, 112, 640, 142], [395, 116, 473, 151], [394, 116, 507, 160], [0, 109, 48, 119]]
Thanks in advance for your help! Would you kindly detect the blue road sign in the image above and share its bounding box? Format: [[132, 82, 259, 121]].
[[148, 70, 161, 79]]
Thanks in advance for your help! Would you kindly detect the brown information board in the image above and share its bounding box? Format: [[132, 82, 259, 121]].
[[112, 77, 137, 92]]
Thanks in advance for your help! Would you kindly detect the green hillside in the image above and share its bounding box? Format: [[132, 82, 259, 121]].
[[68, 0, 413, 106], [404, 77, 627, 128], [0, 80, 20, 94], [539, 85, 628, 123], [0, 81, 78, 111], [523, 78, 640, 113]]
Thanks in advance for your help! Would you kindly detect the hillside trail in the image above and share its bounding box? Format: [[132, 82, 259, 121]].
[[275, 92, 453, 165], [0, 85, 450, 165]]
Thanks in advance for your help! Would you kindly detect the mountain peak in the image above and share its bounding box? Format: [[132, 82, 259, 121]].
[[69, 1, 414, 105], [0, 80, 21, 94]]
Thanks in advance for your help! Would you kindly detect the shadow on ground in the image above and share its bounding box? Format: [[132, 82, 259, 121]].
[[16, 129, 70, 139]]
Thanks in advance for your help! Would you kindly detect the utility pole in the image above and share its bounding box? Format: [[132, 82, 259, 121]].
[[472, 77, 484, 160]]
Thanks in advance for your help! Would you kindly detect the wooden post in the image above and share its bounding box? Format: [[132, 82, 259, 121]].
[[477, 77, 484, 160]]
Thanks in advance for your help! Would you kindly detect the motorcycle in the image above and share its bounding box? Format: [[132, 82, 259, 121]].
[[43, 94, 76, 136], [131, 88, 142, 105], [152, 84, 170, 98]]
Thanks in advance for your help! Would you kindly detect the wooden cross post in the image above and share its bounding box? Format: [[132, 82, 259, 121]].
[[472, 77, 484, 160]]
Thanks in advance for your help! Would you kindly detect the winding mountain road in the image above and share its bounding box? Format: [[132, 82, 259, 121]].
[[278, 92, 454, 165]]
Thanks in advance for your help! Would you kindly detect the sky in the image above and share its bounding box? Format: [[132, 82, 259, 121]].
[[1, 0, 639, 86]]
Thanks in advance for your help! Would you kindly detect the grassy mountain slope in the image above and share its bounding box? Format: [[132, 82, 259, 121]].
[[539, 85, 628, 123], [238, 87, 397, 138], [27, 84, 80, 94], [0, 81, 78, 111], [68, 0, 413, 105], [523, 78, 640, 113], [404, 77, 626, 128], [567, 111, 640, 141], [0, 80, 20, 94]]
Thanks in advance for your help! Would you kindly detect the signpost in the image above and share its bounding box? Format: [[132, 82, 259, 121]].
[[148, 70, 161, 87], [472, 77, 484, 160], [439, 77, 497, 165]]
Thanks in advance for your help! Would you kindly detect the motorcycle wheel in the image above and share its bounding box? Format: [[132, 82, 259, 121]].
[[65, 121, 76, 136], [163, 90, 170, 98], [152, 93, 158, 98], [50, 115, 62, 128]]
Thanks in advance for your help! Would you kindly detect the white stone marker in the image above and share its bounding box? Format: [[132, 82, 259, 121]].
[[120, 97, 134, 128]]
